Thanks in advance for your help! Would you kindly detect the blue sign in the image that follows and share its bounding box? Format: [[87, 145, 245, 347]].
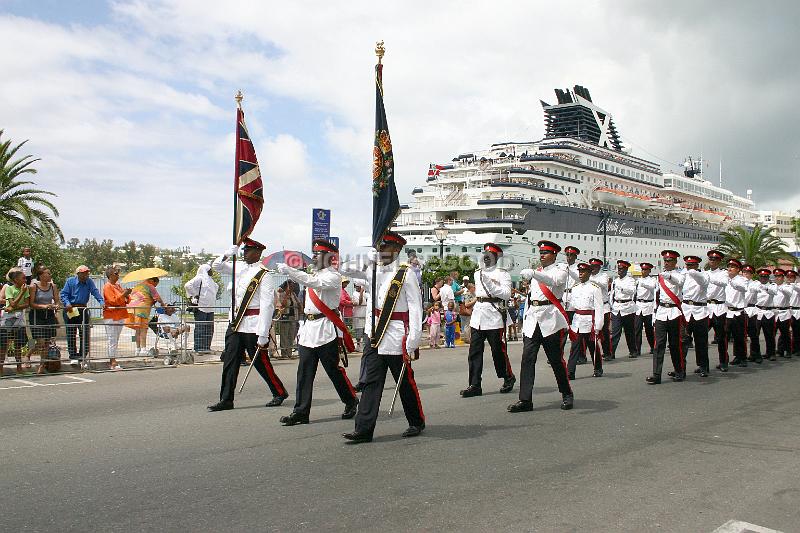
[[312, 208, 330, 243], [329, 236, 339, 249]]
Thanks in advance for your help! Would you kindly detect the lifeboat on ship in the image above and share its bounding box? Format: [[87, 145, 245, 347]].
[[593, 187, 627, 207], [672, 203, 693, 221], [693, 207, 726, 224], [624, 193, 650, 210], [647, 196, 674, 215]]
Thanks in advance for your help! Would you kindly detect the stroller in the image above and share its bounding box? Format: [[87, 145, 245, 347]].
[[148, 313, 180, 366]]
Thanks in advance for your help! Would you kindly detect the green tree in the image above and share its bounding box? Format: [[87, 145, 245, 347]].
[[422, 254, 478, 287], [0, 219, 73, 283], [717, 224, 797, 268], [0, 130, 63, 242], [170, 267, 223, 303], [120, 241, 139, 269], [138, 243, 158, 267]]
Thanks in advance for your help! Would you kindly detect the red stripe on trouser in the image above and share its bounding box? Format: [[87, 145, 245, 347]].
[[338, 366, 357, 397], [500, 329, 513, 377], [559, 330, 571, 392], [403, 363, 425, 422], [677, 319, 685, 372], [260, 350, 286, 397]]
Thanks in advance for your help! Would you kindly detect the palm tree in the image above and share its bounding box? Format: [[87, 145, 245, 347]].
[[0, 129, 64, 242], [717, 224, 796, 268]]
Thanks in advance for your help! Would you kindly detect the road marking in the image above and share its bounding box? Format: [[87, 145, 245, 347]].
[[713, 519, 783, 533], [0, 375, 95, 390]]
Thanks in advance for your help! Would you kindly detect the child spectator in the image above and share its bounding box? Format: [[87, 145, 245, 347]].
[[427, 301, 442, 348], [444, 301, 457, 348], [17, 247, 35, 284], [1, 269, 30, 375]]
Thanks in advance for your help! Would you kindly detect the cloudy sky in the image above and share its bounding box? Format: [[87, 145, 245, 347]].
[[1, 0, 798, 255]]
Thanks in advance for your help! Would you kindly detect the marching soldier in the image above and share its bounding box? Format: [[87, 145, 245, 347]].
[[567, 262, 605, 379], [705, 250, 729, 367], [681, 255, 710, 376], [508, 240, 574, 413], [787, 270, 800, 356], [647, 250, 685, 384], [461, 242, 515, 398], [633, 262, 656, 357], [342, 231, 425, 443], [724, 259, 749, 366], [276, 239, 359, 426], [588, 258, 612, 360], [755, 268, 778, 361], [773, 269, 793, 358], [742, 265, 763, 363], [610, 260, 638, 358], [207, 239, 288, 412], [562, 245, 581, 327]]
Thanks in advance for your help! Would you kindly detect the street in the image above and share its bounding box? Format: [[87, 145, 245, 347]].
[[2, 342, 798, 532]]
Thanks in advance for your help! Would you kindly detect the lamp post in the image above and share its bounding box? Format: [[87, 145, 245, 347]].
[[434, 221, 449, 261], [600, 210, 611, 268]]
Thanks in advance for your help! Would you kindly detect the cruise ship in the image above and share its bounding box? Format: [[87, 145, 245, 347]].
[[394, 85, 759, 279]]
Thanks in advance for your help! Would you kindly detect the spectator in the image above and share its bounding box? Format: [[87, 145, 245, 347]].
[[427, 301, 442, 348], [444, 301, 457, 348], [127, 277, 164, 356], [351, 281, 367, 351], [439, 276, 455, 312], [430, 278, 443, 307], [157, 304, 191, 340], [184, 264, 219, 353], [340, 277, 353, 321], [275, 279, 300, 358], [407, 251, 424, 288], [17, 247, 35, 284], [60, 265, 104, 366], [103, 266, 131, 370], [29, 266, 60, 374], [507, 296, 519, 341], [459, 275, 472, 343], [1, 268, 30, 375]]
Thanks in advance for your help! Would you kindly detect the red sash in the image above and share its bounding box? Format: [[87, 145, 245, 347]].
[[658, 274, 685, 322], [538, 280, 577, 342], [307, 288, 356, 352]]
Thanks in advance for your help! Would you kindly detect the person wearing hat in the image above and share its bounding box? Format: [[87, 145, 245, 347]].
[[723, 259, 749, 367], [59, 265, 104, 366], [681, 255, 711, 376], [741, 265, 763, 363], [705, 250, 729, 364], [567, 262, 605, 378], [276, 239, 359, 425], [208, 239, 288, 412], [610, 260, 638, 359], [773, 269, 794, 358], [341, 231, 425, 443], [755, 268, 778, 361], [588, 258, 612, 360], [509, 240, 574, 412], [787, 270, 800, 357], [647, 250, 685, 384], [633, 262, 657, 357], [460, 242, 516, 398], [561, 246, 581, 325]]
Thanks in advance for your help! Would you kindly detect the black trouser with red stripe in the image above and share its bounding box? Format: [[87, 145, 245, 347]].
[[467, 327, 513, 387], [519, 325, 572, 402], [710, 313, 728, 366], [598, 312, 612, 358], [683, 316, 709, 372], [653, 317, 684, 377], [354, 337, 424, 436], [293, 339, 356, 417], [568, 331, 599, 375], [727, 313, 747, 362], [610, 312, 637, 357], [219, 327, 287, 403], [759, 316, 776, 357], [746, 312, 762, 360], [634, 313, 655, 356], [792, 316, 800, 355], [776, 318, 793, 356]]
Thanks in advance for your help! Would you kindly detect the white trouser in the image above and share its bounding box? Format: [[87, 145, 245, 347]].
[[105, 318, 126, 358]]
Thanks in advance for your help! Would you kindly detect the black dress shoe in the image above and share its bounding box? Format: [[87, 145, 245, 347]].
[[460, 385, 482, 398], [577, 358, 588, 365], [507, 400, 533, 412], [265, 394, 288, 407], [353, 382, 365, 393], [667, 371, 676, 377], [719, 365, 729, 372], [629, 353, 640, 358], [646, 375, 661, 385], [693, 367, 702, 374], [699, 369, 709, 377], [341, 399, 359, 419], [593, 369, 603, 377], [730, 358, 743, 366], [754, 358, 763, 364], [280, 412, 309, 426], [769, 355, 777, 361], [560, 395, 574, 410], [499, 376, 516, 394], [401, 424, 425, 438], [568, 372, 576, 380], [342, 431, 372, 444], [671, 373, 686, 382], [207, 400, 234, 412]]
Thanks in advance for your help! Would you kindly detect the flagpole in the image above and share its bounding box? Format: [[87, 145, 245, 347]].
[[370, 41, 384, 342], [232, 90, 243, 322]]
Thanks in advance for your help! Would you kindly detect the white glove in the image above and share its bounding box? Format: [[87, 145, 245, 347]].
[[367, 247, 379, 264], [276, 263, 290, 274], [520, 268, 534, 280], [406, 342, 419, 360], [226, 245, 240, 257], [257, 335, 268, 347]]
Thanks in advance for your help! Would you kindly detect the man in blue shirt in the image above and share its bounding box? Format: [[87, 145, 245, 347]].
[[60, 265, 104, 365]]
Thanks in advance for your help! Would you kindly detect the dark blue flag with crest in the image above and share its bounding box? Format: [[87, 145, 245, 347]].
[[371, 46, 400, 248]]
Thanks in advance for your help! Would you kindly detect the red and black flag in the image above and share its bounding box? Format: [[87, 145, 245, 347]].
[[371, 58, 400, 248], [233, 95, 264, 245]]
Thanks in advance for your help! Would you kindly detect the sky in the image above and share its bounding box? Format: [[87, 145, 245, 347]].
[[1, 0, 798, 256]]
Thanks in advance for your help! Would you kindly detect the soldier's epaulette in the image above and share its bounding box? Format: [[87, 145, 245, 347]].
[[399, 262, 409, 268], [590, 281, 601, 289]]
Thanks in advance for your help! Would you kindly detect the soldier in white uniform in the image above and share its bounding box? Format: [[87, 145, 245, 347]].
[[567, 262, 605, 378], [208, 238, 288, 412], [461, 242, 515, 398], [588, 258, 612, 360], [610, 260, 638, 358], [647, 250, 685, 384], [724, 259, 749, 367], [741, 265, 762, 363], [633, 262, 657, 357], [681, 255, 711, 376], [705, 250, 729, 368], [755, 268, 778, 361], [342, 231, 425, 443], [508, 240, 574, 413], [786, 270, 800, 356], [276, 239, 358, 426], [561, 245, 581, 334], [773, 269, 794, 358]]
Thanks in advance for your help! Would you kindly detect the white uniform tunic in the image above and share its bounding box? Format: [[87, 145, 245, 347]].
[[470, 267, 512, 330], [790, 281, 800, 319], [681, 269, 709, 321], [561, 262, 579, 312], [280, 266, 341, 348], [590, 272, 610, 313], [635, 276, 657, 316], [211, 256, 274, 345], [755, 282, 777, 319], [774, 283, 793, 322], [654, 270, 685, 322], [706, 268, 728, 317], [725, 274, 748, 318], [610, 275, 637, 316], [570, 281, 604, 334], [744, 279, 760, 318], [520, 263, 568, 338]]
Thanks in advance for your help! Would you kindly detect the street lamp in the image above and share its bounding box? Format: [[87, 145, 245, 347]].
[[434, 221, 449, 260]]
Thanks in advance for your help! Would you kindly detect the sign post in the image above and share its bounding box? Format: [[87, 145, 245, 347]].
[[312, 208, 331, 245]]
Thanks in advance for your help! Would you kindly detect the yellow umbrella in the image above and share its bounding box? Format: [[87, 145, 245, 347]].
[[122, 267, 169, 283]]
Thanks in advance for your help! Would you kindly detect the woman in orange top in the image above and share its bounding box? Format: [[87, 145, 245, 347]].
[[103, 266, 131, 370]]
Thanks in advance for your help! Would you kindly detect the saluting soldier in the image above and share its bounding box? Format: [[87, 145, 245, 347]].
[[741, 265, 763, 363], [723, 259, 749, 367], [508, 240, 574, 413], [633, 262, 656, 357], [681, 255, 711, 376], [610, 260, 638, 358], [460, 242, 515, 398], [567, 262, 605, 379], [773, 269, 794, 358], [755, 268, 778, 361], [588, 258, 612, 360], [647, 250, 685, 384], [705, 250, 729, 366], [207, 238, 288, 412], [276, 239, 359, 426], [786, 270, 800, 357], [342, 231, 425, 443], [562, 246, 581, 334]]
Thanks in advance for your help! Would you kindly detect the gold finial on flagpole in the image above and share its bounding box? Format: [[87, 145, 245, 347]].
[[235, 90, 243, 108], [375, 40, 385, 64]]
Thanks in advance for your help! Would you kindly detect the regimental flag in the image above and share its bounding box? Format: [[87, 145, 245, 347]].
[[371, 62, 400, 248], [233, 103, 264, 245]]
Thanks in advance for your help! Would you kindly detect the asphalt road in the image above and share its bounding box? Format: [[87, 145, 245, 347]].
[[2, 342, 798, 533]]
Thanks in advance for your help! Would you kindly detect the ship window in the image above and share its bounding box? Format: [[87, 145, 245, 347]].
[[476, 248, 481, 252], [445, 247, 451, 253], [432, 247, 438, 253], [417, 248, 422, 253], [462, 247, 467, 252]]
